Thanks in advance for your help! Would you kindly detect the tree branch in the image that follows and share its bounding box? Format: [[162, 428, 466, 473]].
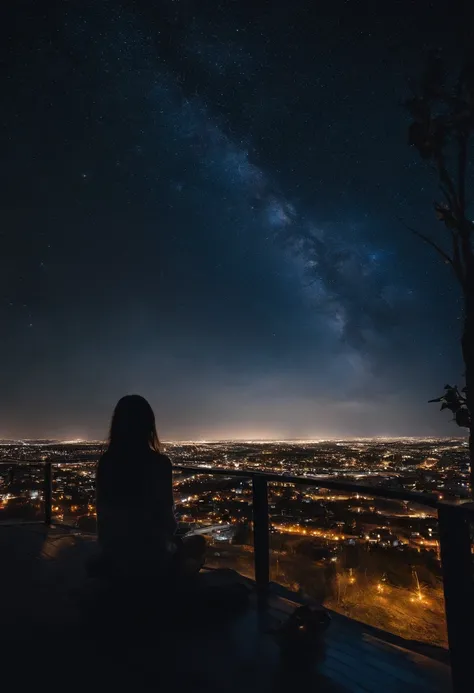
[[452, 231, 466, 286], [457, 133, 468, 217], [435, 154, 459, 215], [461, 232, 474, 274], [398, 217, 465, 286], [439, 183, 455, 210]]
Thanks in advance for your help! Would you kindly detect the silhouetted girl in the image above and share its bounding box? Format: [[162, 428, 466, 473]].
[[96, 394, 205, 579]]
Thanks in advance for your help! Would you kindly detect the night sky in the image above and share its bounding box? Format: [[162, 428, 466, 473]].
[[1, 0, 470, 440]]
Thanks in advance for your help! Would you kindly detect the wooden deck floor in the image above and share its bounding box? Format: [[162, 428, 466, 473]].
[[0, 524, 452, 693]]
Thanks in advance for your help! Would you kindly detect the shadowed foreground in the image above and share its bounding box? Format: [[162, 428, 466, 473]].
[[0, 524, 452, 693]]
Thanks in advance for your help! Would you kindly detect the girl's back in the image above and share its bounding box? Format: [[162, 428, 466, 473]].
[[97, 449, 175, 550], [95, 396, 177, 571]]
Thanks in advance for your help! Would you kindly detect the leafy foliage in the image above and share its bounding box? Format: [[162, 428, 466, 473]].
[[428, 385, 471, 428]]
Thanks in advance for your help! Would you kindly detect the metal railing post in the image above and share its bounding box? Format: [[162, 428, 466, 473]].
[[252, 474, 270, 602], [43, 462, 52, 525], [438, 503, 474, 693]]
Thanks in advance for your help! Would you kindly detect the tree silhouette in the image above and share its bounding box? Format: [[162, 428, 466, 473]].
[[406, 54, 474, 495]]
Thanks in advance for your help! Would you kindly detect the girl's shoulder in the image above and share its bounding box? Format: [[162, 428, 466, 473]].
[[149, 450, 173, 470]]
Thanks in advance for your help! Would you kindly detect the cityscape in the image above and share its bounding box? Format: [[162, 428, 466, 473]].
[[0, 437, 470, 648]]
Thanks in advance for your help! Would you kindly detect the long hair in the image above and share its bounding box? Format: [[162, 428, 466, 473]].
[[107, 395, 160, 455]]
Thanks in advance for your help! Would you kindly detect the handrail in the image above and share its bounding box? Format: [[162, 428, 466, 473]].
[[173, 464, 447, 508], [2, 458, 473, 512], [2, 457, 474, 522]]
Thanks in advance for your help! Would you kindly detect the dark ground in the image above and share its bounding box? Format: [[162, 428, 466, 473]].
[[0, 524, 452, 692]]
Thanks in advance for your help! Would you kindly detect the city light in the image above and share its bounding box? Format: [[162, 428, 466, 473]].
[[0, 436, 461, 649]]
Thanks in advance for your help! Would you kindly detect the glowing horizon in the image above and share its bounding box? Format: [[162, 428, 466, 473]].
[[0, 434, 467, 446]]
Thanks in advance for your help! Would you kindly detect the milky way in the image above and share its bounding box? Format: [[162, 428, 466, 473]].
[[1, 0, 465, 439]]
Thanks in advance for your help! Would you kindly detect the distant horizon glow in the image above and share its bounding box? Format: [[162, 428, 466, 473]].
[[0, 435, 468, 445]]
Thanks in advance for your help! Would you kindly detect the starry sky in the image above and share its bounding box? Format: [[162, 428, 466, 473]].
[[1, 0, 470, 440]]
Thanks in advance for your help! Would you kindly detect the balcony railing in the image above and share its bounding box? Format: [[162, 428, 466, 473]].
[[1, 459, 473, 692]]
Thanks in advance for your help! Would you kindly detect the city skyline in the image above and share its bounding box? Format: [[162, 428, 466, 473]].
[[0, 434, 468, 446]]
